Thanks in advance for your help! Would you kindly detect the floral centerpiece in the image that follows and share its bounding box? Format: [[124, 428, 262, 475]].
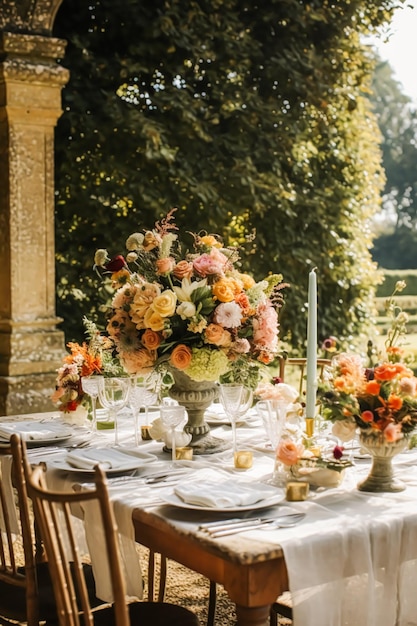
[[318, 281, 417, 445], [317, 281, 417, 491], [93, 209, 287, 390], [52, 318, 118, 415]]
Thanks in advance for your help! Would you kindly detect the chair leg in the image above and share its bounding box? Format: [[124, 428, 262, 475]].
[[207, 580, 217, 626], [158, 554, 167, 602], [269, 606, 278, 626]]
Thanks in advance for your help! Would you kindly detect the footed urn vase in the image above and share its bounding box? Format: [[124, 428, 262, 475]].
[[168, 369, 218, 437], [357, 431, 408, 493]]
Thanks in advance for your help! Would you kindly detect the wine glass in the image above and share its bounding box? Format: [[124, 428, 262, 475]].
[[128, 378, 158, 445], [256, 399, 288, 450], [160, 404, 186, 462], [218, 383, 245, 460], [80, 375, 103, 432], [97, 377, 130, 445]]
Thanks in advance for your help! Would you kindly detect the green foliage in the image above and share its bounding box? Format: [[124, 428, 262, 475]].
[[53, 0, 403, 351], [370, 58, 417, 232]]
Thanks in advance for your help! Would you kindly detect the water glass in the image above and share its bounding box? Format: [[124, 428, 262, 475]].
[[80, 375, 103, 432], [129, 378, 158, 445], [98, 377, 130, 445]]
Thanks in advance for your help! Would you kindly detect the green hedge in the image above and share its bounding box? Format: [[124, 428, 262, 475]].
[[376, 270, 417, 296]]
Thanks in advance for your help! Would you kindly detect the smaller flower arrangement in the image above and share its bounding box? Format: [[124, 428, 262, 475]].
[[318, 281, 417, 444], [93, 209, 287, 389], [276, 439, 352, 487], [52, 318, 119, 412]]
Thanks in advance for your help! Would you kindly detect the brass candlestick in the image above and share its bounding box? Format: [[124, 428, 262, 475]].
[[305, 417, 314, 438]]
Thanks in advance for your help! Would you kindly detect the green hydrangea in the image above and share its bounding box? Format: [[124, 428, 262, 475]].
[[186, 347, 230, 382]]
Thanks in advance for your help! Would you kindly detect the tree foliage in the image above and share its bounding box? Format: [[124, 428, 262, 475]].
[[53, 0, 403, 352]]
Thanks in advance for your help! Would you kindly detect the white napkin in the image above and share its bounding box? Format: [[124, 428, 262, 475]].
[[174, 479, 271, 508], [0, 421, 70, 441], [66, 448, 136, 470]]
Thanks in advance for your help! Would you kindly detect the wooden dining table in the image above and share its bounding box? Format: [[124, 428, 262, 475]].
[[4, 408, 417, 626]]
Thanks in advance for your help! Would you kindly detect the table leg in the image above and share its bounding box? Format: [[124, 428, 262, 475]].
[[235, 604, 270, 626]]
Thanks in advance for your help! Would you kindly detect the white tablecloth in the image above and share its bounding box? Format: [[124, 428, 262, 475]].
[[6, 409, 417, 625]]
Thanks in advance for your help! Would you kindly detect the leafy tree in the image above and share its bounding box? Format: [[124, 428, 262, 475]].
[[368, 57, 417, 268], [53, 0, 404, 352], [370, 58, 417, 229]]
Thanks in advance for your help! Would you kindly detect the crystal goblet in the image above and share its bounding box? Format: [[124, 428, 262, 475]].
[[80, 375, 103, 432], [97, 377, 130, 445]]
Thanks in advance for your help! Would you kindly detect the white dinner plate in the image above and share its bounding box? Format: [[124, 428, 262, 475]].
[[159, 490, 285, 513], [0, 421, 73, 447], [49, 448, 156, 475]]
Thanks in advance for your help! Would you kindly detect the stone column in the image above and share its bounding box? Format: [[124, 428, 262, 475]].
[[0, 31, 69, 414]]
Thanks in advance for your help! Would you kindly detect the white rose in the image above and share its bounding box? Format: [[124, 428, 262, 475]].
[[332, 419, 356, 442], [176, 301, 196, 320]]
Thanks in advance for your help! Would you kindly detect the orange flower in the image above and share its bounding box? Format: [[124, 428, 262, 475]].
[[276, 440, 305, 466], [361, 410, 374, 423], [170, 344, 192, 370], [173, 260, 194, 280], [387, 394, 403, 411], [212, 277, 241, 303], [156, 257, 175, 275], [141, 329, 162, 350], [365, 380, 381, 395], [204, 324, 232, 347]]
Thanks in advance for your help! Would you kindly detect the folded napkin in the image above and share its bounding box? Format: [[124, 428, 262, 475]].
[[0, 421, 70, 441], [174, 479, 270, 508], [66, 448, 136, 470]]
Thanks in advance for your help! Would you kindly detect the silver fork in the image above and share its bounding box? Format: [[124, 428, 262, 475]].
[[204, 513, 306, 537]]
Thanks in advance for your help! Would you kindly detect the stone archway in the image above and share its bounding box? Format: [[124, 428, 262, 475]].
[[0, 0, 68, 414]]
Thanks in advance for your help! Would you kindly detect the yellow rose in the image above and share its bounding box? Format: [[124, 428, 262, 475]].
[[237, 272, 255, 290], [143, 307, 165, 331], [152, 290, 177, 317], [200, 234, 222, 248], [212, 277, 240, 302]]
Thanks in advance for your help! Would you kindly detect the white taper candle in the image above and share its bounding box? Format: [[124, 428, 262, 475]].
[[306, 268, 317, 419]]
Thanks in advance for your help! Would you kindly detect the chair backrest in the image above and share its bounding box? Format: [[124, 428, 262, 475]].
[[278, 357, 331, 397], [16, 435, 130, 626], [0, 435, 39, 626]]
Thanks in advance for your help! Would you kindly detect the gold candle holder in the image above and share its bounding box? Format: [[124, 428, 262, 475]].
[[175, 447, 194, 461], [141, 425, 152, 441], [305, 417, 315, 438], [234, 450, 253, 469], [286, 481, 309, 502]]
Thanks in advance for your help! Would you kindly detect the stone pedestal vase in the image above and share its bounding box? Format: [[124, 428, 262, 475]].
[[168, 369, 218, 438], [357, 431, 408, 493]]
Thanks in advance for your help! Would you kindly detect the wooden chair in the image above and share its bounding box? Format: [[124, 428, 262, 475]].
[[19, 436, 200, 626], [0, 436, 64, 626], [1, 434, 105, 626]]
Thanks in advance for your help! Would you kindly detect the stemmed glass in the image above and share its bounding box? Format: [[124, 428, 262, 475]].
[[80, 375, 103, 432], [97, 377, 130, 445], [160, 404, 186, 462], [256, 399, 289, 485], [128, 378, 158, 446], [218, 383, 245, 460]]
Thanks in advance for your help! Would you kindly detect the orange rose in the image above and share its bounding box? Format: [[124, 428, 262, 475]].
[[173, 260, 194, 280], [204, 323, 232, 347], [276, 440, 304, 466], [156, 257, 175, 275], [141, 329, 162, 350], [170, 344, 192, 370]]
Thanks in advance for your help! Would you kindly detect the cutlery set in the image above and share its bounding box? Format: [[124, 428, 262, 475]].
[[199, 513, 305, 537]]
